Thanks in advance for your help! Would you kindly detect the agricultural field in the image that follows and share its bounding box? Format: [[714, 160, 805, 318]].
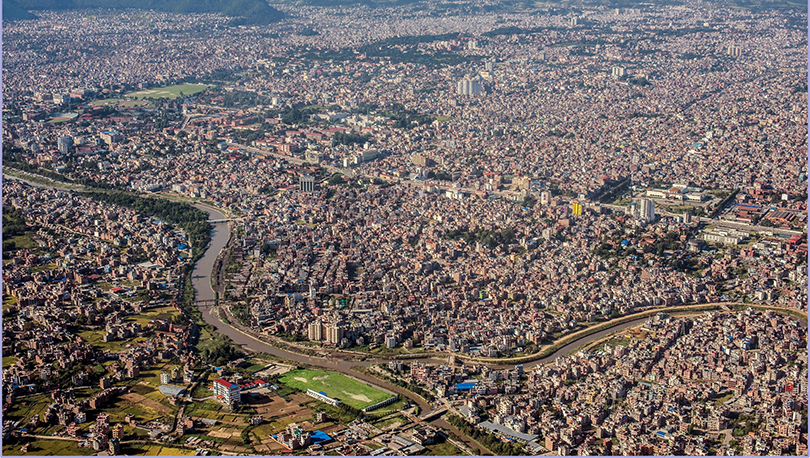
[[126, 84, 211, 99], [278, 369, 391, 410], [96, 390, 173, 424], [3, 439, 94, 456], [183, 399, 242, 423], [122, 444, 196, 455], [3, 394, 53, 426]]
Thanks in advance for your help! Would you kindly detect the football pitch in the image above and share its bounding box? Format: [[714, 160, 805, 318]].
[[278, 369, 391, 410], [126, 84, 211, 99]]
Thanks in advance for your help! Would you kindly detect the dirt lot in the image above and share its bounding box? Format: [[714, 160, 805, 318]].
[[121, 393, 172, 415], [255, 363, 293, 378], [244, 393, 313, 422]]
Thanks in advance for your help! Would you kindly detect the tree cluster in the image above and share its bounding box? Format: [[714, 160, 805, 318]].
[[446, 414, 526, 455], [444, 227, 517, 249], [81, 190, 212, 255]]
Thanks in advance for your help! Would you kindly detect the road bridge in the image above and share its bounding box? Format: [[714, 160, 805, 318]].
[[194, 299, 217, 309]]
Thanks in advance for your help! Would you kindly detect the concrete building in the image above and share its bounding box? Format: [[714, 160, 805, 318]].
[[457, 79, 483, 96], [412, 153, 435, 168], [300, 174, 315, 192], [308, 321, 324, 341], [58, 135, 73, 154], [629, 198, 656, 222], [213, 378, 241, 405]]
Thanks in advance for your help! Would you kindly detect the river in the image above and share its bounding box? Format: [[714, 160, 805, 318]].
[[189, 204, 808, 373], [189, 204, 230, 303]]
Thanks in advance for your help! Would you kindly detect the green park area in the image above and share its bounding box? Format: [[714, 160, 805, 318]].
[[89, 98, 122, 106], [126, 84, 211, 99], [90, 98, 152, 108], [278, 369, 391, 410], [45, 117, 74, 124], [125, 305, 182, 326]]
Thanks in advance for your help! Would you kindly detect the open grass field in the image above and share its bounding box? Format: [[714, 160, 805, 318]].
[[3, 295, 17, 313], [279, 369, 390, 410], [90, 98, 153, 108], [424, 436, 467, 456], [373, 414, 408, 430], [7, 235, 38, 249], [120, 100, 151, 108], [45, 117, 73, 124], [126, 305, 181, 325], [3, 356, 19, 368], [89, 98, 122, 106], [77, 330, 130, 352], [31, 262, 57, 273], [126, 84, 211, 99]]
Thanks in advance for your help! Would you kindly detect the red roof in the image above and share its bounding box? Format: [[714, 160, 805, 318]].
[[254, 379, 266, 386], [214, 378, 235, 388]]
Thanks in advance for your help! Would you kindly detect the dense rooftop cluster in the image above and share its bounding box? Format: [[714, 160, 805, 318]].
[[1, 1, 807, 455], [389, 310, 807, 455]]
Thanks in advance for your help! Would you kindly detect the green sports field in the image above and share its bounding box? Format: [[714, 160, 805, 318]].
[[278, 369, 391, 410], [126, 84, 211, 99]]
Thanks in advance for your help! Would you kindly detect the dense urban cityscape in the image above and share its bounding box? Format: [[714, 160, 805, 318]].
[[2, 0, 807, 456]]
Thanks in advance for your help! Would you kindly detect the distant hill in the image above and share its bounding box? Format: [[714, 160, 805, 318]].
[[3, 2, 39, 20], [3, 0, 284, 24]]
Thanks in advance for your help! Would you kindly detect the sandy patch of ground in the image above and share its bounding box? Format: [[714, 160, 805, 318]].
[[343, 391, 372, 403]]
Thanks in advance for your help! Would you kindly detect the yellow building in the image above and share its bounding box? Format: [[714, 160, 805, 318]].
[[572, 202, 583, 216]]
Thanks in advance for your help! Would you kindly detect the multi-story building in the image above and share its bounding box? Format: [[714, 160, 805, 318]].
[[629, 198, 655, 222], [326, 323, 344, 344], [412, 153, 435, 168], [58, 135, 73, 154], [300, 174, 315, 192], [457, 79, 483, 96], [213, 378, 241, 405], [308, 321, 324, 341], [728, 45, 742, 57]]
